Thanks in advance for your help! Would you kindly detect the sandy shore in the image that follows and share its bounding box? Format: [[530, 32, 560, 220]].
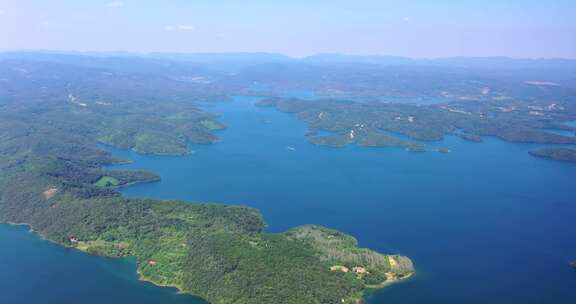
[[365, 272, 414, 289]]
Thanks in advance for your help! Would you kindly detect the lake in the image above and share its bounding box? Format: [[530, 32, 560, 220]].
[[1, 95, 575, 303]]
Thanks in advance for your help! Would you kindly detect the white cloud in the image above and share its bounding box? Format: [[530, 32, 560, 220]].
[[106, 1, 124, 8], [402, 17, 411, 22], [0, 10, 5, 15], [164, 25, 195, 32]]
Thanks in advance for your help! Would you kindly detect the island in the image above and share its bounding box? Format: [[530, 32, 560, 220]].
[[0, 58, 414, 304], [529, 148, 576, 162], [459, 133, 483, 143]]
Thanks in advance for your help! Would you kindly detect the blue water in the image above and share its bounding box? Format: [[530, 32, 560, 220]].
[[2, 96, 576, 303], [0, 225, 205, 304], [543, 120, 576, 137]]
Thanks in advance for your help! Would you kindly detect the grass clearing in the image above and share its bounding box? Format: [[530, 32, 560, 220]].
[[95, 176, 120, 188]]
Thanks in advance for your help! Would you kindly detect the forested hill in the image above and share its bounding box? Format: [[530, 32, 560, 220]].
[[529, 148, 576, 162], [0, 58, 414, 304], [256, 96, 576, 152]]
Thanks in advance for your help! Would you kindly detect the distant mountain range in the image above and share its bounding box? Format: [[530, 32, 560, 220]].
[[2, 51, 576, 70]]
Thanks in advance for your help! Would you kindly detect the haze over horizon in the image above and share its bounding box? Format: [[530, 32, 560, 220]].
[[1, 0, 575, 59]]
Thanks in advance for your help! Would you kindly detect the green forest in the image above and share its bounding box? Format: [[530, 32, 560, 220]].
[[257, 97, 576, 152]]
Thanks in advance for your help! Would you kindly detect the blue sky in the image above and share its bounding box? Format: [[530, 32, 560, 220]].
[[0, 0, 575, 58]]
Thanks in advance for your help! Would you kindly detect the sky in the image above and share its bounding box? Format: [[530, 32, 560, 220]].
[[0, 0, 575, 58]]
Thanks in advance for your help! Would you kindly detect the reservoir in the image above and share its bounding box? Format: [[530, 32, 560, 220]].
[[2, 96, 575, 303]]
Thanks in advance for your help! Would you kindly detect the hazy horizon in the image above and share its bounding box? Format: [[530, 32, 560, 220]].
[[1, 0, 575, 59], [3, 49, 576, 61]]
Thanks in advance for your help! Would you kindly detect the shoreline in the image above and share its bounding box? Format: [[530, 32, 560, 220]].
[[365, 272, 414, 289], [1, 221, 410, 304], [137, 270, 188, 295], [3, 221, 72, 250], [115, 177, 161, 189], [1, 222, 207, 301], [359, 273, 415, 304]]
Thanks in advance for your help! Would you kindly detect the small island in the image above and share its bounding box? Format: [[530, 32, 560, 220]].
[[459, 133, 483, 143], [529, 148, 576, 162]]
